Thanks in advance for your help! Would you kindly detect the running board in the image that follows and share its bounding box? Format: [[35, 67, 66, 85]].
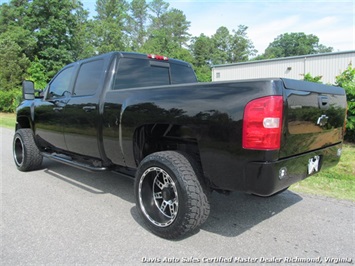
[[42, 153, 107, 172]]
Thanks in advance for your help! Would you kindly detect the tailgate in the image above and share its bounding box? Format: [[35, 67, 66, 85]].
[[280, 78, 346, 158]]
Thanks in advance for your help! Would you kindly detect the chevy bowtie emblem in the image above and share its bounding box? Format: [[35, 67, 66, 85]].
[[317, 114, 329, 126]]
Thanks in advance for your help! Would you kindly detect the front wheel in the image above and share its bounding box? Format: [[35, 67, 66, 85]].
[[134, 151, 210, 239], [13, 128, 43, 171]]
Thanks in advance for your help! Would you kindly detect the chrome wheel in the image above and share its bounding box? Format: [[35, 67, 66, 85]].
[[13, 135, 24, 167], [138, 167, 178, 227], [135, 151, 210, 239]]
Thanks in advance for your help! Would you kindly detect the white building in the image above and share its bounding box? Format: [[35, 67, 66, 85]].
[[212, 50, 355, 85]]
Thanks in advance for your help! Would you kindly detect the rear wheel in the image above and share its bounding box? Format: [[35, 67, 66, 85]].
[[134, 151, 210, 239], [13, 129, 43, 171]]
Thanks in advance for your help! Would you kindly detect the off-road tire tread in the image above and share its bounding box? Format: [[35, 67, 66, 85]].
[[14, 129, 43, 171], [135, 151, 210, 239]]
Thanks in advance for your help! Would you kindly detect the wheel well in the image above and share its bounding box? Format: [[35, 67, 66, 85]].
[[16, 116, 31, 130], [133, 124, 201, 166]]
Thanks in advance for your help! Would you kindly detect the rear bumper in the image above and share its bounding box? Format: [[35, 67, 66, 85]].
[[245, 143, 342, 196]]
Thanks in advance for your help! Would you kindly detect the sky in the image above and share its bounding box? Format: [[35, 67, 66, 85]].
[[1, 0, 354, 55], [164, 0, 355, 55], [81, 0, 355, 55]]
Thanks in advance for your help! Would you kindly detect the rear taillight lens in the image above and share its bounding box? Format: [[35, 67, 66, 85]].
[[243, 96, 283, 150]]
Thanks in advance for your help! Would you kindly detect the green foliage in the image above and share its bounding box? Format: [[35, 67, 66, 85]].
[[259, 32, 333, 59], [128, 0, 148, 50], [71, 2, 95, 60], [335, 64, 355, 142], [93, 0, 128, 54], [0, 112, 16, 128], [190, 34, 213, 67], [142, 5, 191, 55], [0, 1, 30, 32], [0, 0, 348, 116], [26, 57, 48, 89], [0, 89, 22, 113], [302, 73, 323, 83], [229, 25, 257, 62], [189, 26, 256, 81], [291, 144, 355, 201], [211, 26, 230, 65], [0, 37, 30, 91], [28, 0, 85, 77], [194, 65, 212, 82]]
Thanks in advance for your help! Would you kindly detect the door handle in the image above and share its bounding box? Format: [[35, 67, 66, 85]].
[[83, 106, 96, 112], [318, 95, 329, 109]]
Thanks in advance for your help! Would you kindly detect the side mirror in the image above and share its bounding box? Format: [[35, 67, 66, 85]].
[[22, 80, 35, 100]]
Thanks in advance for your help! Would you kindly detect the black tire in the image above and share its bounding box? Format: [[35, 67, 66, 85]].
[[13, 128, 43, 171], [134, 151, 210, 239]]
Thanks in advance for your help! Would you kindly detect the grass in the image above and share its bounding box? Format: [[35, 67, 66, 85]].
[[1, 112, 354, 201], [290, 143, 355, 201], [0, 112, 16, 129]]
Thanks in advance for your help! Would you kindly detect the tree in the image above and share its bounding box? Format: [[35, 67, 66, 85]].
[[71, 1, 96, 60], [0, 38, 29, 91], [208, 26, 256, 65], [26, 0, 86, 78], [0, 0, 30, 33], [149, 0, 169, 25], [164, 8, 191, 48], [0, 25, 37, 62], [302, 73, 322, 83], [92, 0, 129, 54], [211, 26, 230, 65], [335, 64, 355, 143], [260, 32, 333, 59], [26, 57, 48, 90], [142, 1, 191, 57], [229, 25, 257, 62], [190, 34, 213, 67], [190, 26, 256, 81], [194, 65, 212, 82], [0, 0, 88, 82], [127, 0, 148, 51], [189, 34, 214, 82]]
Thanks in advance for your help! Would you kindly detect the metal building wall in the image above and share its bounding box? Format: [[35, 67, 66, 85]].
[[212, 51, 355, 84]]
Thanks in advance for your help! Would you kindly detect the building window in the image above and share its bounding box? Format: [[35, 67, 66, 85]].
[[216, 72, 220, 79]]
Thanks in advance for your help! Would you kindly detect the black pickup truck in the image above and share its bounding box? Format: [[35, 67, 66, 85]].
[[13, 52, 347, 239]]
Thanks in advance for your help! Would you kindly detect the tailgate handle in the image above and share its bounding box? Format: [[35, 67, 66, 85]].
[[318, 95, 329, 109]]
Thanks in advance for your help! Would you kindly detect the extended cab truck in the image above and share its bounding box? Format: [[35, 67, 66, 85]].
[[14, 52, 347, 239]]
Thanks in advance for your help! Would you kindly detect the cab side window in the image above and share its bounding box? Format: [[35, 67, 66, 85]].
[[73, 60, 104, 96], [48, 67, 74, 98]]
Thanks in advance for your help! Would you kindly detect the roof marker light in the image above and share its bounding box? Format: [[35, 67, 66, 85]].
[[147, 54, 169, 61]]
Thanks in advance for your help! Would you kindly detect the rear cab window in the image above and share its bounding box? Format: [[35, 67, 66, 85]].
[[112, 55, 197, 90], [170, 63, 197, 84]]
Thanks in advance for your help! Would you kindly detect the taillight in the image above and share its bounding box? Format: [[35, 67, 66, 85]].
[[243, 96, 283, 150], [147, 54, 168, 60]]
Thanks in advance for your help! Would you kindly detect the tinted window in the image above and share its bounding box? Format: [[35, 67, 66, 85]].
[[113, 58, 170, 90], [171, 63, 197, 84], [48, 67, 74, 98], [74, 60, 104, 96]]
